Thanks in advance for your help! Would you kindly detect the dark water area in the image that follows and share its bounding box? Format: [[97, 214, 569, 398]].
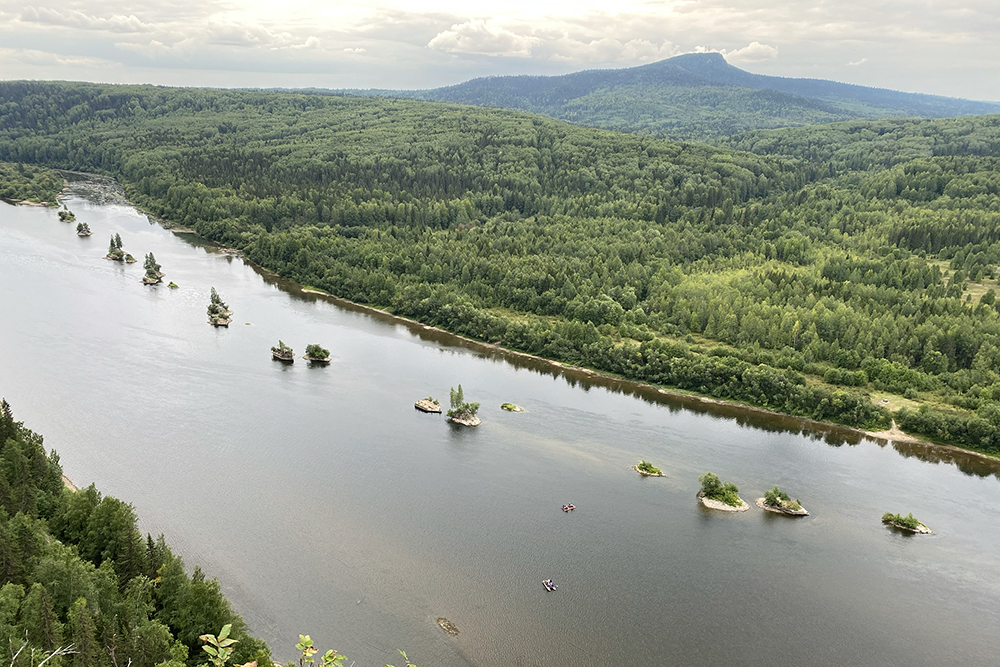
[[3, 189, 1000, 667]]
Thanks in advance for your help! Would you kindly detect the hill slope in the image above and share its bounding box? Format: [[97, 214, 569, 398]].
[[3, 82, 1000, 452], [347, 53, 1000, 140]]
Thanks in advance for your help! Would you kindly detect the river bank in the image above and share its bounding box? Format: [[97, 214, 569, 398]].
[[61, 175, 1000, 469], [7, 187, 1000, 667]]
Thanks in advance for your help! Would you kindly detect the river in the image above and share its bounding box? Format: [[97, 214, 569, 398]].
[[2, 186, 1000, 667]]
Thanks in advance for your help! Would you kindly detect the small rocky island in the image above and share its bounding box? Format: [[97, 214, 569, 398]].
[[207, 287, 233, 326], [415, 397, 442, 413], [303, 343, 331, 363], [58, 208, 76, 222], [882, 512, 932, 534], [633, 460, 663, 476], [142, 252, 164, 285], [500, 402, 524, 412], [271, 340, 295, 362], [697, 472, 749, 512], [756, 486, 809, 516], [446, 384, 480, 426], [75, 222, 92, 236], [104, 233, 126, 261]]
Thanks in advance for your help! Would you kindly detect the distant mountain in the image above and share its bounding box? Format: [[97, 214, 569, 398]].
[[344, 53, 1000, 140]]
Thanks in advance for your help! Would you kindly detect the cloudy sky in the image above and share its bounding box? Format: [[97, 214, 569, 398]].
[[0, 0, 997, 100]]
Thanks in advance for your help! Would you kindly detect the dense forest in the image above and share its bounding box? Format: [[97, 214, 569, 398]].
[[0, 162, 62, 204], [351, 53, 1000, 140], [2, 80, 1000, 453], [0, 399, 274, 667]]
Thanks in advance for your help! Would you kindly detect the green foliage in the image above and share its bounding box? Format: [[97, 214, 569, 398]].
[[2, 82, 1000, 450], [882, 512, 922, 530], [272, 340, 293, 355], [200, 623, 238, 667], [0, 162, 62, 202], [304, 344, 330, 360], [763, 486, 801, 510], [0, 399, 274, 667], [58, 210, 75, 222], [699, 472, 742, 507], [208, 288, 232, 320], [296, 634, 346, 667], [635, 460, 662, 474], [447, 385, 479, 420], [143, 252, 161, 278]]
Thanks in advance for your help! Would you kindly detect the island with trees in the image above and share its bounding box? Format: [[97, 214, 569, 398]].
[[500, 402, 524, 412], [303, 343, 331, 363], [447, 385, 480, 426], [415, 396, 442, 413], [104, 233, 125, 261], [882, 512, 932, 534], [271, 340, 295, 362], [207, 287, 233, 326], [9, 84, 1000, 456], [75, 221, 92, 236], [634, 460, 663, 476], [58, 208, 76, 222], [142, 252, 164, 285], [698, 472, 749, 512], [757, 486, 809, 516]]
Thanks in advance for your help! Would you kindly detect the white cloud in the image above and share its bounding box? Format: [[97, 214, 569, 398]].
[[720, 41, 778, 64], [847, 57, 868, 66], [20, 6, 152, 33], [428, 19, 540, 57], [547, 37, 679, 64], [344, 47, 366, 53]]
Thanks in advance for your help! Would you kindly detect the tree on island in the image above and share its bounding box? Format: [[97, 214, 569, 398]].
[[76, 221, 92, 236], [272, 340, 295, 360], [763, 486, 802, 511], [58, 209, 76, 222], [207, 287, 232, 324], [882, 512, 924, 531], [106, 235, 124, 260], [699, 472, 743, 507], [304, 343, 330, 360], [144, 252, 162, 275], [143, 252, 163, 283], [447, 384, 480, 421], [635, 460, 662, 475]]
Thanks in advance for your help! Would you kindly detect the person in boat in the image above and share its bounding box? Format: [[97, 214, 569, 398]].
[[562, 504, 568, 511]]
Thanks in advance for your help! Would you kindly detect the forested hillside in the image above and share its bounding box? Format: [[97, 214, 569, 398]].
[[0, 399, 274, 667], [0, 162, 62, 203], [348, 53, 1000, 140], [2, 81, 1000, 453]]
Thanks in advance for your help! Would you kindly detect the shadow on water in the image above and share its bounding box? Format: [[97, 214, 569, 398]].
[[156, 204, 1000, 483]]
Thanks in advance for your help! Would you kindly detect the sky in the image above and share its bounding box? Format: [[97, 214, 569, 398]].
[[0, 0, 998, 101]]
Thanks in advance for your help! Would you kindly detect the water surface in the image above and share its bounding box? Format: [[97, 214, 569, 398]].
[[2, 190, 999, 667]]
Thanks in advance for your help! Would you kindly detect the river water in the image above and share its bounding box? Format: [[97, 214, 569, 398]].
[[2, 188, 1000, 667]]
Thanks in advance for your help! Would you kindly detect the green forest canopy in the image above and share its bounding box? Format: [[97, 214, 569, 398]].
[[0, 399, 273, 667], [2, 80, 1000, 452]]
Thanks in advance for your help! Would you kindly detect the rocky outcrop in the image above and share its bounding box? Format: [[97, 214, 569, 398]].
[[415, 399, 442, 413]]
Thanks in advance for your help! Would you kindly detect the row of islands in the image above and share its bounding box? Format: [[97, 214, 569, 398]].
[[633, 462, 932, 532], [67, 204, 933, 534]]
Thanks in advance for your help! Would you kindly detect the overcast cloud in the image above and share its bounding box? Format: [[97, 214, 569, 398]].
[[0, 0, 996, 100]]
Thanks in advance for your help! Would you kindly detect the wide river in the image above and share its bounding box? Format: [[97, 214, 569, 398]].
[[2, 187, 1000, 667]]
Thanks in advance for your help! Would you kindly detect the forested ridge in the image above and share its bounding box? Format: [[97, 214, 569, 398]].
[[0, 399, 274, 667], [3, 80, 1000, 452], [348, 52, 1000, 140]]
